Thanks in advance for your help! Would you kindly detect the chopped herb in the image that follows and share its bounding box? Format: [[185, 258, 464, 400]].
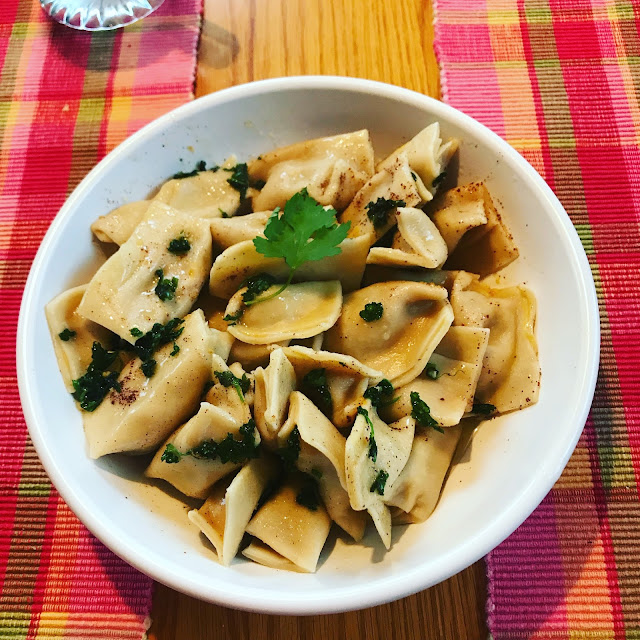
[[277, 427, 300, 471], [242, 273, 277, 306], [370, 469, 389, 495], [171, 160, 219, 180], [223, 310, 243, 326], [71, 342, 121, 412], [364, 198, 406, 229], [432, 171, 447, 189], [472, 402, 497, 416], [252, 189, 350, 302], [301, 368, 333, 415], [219, 208, 229, 218], [163, 419, 260, 465], [411, 171, 418, 182], [296, 475, 321, 511], [410, 391, 444, 433], [357, 406, 377, 462], [311, 468, 323, 480], [160, 443, 183, 464], [170, 343, 180, 357], [214, 370, 251, 402], [359, 302, 384, 322], [154, 269, 178, 302], [130, 327, 143, 338], [140, 359, 156, 378], [130, 318, 184, 379], [224, 163, 251, 200], [58, 328, 76, 341], [363, 379, 396, 408], [425, 362, 440, 380], [168, 235, 191, 255]]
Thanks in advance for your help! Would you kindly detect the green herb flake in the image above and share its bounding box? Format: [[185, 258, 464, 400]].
[[242, 273, 277, 306], [425, 362, 440, 380], [472, 402, 497, 416], [252, 189, 350, 302], [140, 359, 156, 378], [277, 426, 301, 471], [71, 342, 121, 412], [301, 368, 333, 415], [170, 343, 180, 357], [161, 443, 183, 464], [410, 391, 444, 433], [214, 370, 250, 402], [58, 328, 76, 341], [168, 235, 191, 255], [363, 379, 396, 408], [171, 160, 216, 180], [296, 476, 321, 511], [357, 406, 377, 462], [223, 310, 243, 326], [364, 198, 406, 229], [370, 469, 389, 495], [359, 302, 384, 322], [154, 269, 178, 302], [219, 208, 229, 218], [432, 171, 447, 189], [224, 162, 251, 200], [131, 317, 184, 379], [130, 327, 143, 338]]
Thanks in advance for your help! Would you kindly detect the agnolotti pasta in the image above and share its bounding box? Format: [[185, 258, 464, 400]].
[[249, 130, 375, 211], [49, 123, 540, 573], [78, 202, 213, 341]]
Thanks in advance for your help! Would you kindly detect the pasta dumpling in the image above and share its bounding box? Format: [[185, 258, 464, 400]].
[[324, 281, 454, 388], [439, 182, 519, 276], [280, 392, 367, 540], [451, 271, 540, 413], [377, 122, 459, 199], [228, 339, 290, 371], [210, 211, 271, 250], [367, 207, 448, 269], [225, 281, 343, 344], [84, 310, 215, 458], [281, 345, 384, 428], [78, 202, 213, 341], [209, 235, 369, 299], [146, 401, 259, 498], [345, 401, 415, 548], [249, 130, 375, 211], [381, 326, 490, 427], [386, 424, 462, 523], [188, 455, 278, 564], [91, 201, 150, 246], [45, 285, 118, 392], [245, 476, 332, 573]]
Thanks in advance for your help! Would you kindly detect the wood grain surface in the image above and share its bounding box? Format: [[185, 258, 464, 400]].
[[149, 1, 487, 638]]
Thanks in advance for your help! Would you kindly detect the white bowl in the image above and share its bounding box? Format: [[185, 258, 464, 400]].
[[17, 77, 599, 615]]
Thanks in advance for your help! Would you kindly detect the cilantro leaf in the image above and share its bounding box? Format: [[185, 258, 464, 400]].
[[71, 342, 121, 412], [161, 443, 183, 464], [130, 327, 143, 338], [471, 402, 497, 416], [357, 406, 377, 462], [58, 328, 76, 341], [365, 198, 405, 229], [154, 269, 178, 302], [252, 189, 350, 300], [224, 163, 251, 200], [214, 370, 250, 402], [168, 235, 190, 255], [410, 391, 444, 433], [425, 362, 440, 380], [130, 318, 184, 378], [370, 470, 389, 495], [363, 379, 396, 408], [277, 427, 301, 471], [301, 368, 333, 416], [359, 302, 383, 322]]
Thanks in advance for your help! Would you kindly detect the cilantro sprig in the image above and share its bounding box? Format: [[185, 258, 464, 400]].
[[251, 189, 350, 303]]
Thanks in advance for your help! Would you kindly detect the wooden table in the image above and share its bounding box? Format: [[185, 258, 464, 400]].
[[148, 1, 488, 637]]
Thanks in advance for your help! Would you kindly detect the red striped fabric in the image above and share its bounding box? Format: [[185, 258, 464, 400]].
[[435, 0, 640, 637], [0, 1, 202, 637]]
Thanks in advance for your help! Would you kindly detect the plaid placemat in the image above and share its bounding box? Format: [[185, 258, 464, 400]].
[[434, 0, 640, 637], [0, 1, 202, 638]]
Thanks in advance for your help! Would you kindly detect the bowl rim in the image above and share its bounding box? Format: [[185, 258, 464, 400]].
[[17, 75, 600, 614]]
